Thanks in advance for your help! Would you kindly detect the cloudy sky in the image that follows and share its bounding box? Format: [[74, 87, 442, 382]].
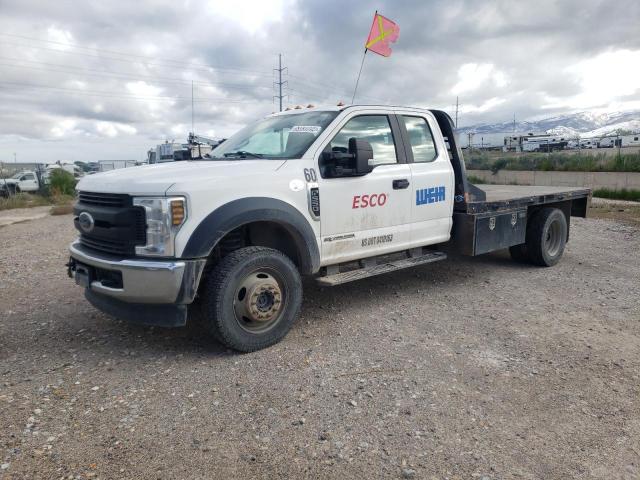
[[1, 0, 639, 163]]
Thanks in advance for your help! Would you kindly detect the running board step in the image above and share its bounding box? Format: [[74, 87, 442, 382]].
[[316, 251, 447, 287]]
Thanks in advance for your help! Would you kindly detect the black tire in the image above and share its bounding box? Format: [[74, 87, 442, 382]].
[[509, 244, 530, 263], [196, 246, 302, 352], [525, 208, 567, 267]]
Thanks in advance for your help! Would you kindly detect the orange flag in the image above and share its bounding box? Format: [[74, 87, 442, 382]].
[[365, 12, 400, 57]]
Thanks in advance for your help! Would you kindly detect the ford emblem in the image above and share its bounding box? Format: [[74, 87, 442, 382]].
[[78, 211, 95, 233]]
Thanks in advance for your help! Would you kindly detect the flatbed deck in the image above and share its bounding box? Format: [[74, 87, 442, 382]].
[[466, 185, 591, 214]]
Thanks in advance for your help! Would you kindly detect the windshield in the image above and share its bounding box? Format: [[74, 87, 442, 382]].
[[11, 172, 24, 179], [210, 110, 339, 159]]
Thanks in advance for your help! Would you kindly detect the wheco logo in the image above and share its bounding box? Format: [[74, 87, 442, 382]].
[[416, 186, 445, 206]]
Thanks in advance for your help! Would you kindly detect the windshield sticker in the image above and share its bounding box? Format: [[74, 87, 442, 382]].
[[290, 125, 322, 135]]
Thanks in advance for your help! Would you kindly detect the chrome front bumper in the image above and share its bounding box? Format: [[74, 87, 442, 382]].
[[68, 241, 206, 304]]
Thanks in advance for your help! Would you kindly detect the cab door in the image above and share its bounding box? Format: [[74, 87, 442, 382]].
[[20, 173, 39, 192], [394, 111, 454, 246], [314, 111, 413, 265]]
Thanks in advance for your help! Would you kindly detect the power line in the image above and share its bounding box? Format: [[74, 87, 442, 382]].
[[0, 33, 272, 76], [1, 38, 384, 105], [287, 73, 383, 103], [0, 40, 273, 78], [0, 33, 389, 104], [0, 57, 376, 107], [0, 59, 269, 91], [0, 81, 258, 103]]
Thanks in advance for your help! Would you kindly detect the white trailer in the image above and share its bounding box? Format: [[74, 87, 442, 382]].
[[504, 134, 569, 152]]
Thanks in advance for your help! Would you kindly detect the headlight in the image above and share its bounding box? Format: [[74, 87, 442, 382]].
[[132, 196, 187, 257]]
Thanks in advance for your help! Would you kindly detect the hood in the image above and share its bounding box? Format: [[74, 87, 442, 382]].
[[76, 159, 287, 195], [1, 179, 18, 185]]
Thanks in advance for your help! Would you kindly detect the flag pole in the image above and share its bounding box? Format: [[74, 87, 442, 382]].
[[353, 10, 379, 104], [351, 48, 368, 104]]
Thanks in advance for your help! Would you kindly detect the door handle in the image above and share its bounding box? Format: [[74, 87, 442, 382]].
[[393, 179, 410, 190]]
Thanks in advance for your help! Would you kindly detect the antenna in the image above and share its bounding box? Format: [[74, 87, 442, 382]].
[[455, 96, 459, 128]]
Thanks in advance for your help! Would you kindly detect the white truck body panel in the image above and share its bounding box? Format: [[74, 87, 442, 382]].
[[76, 106, 457, 265]]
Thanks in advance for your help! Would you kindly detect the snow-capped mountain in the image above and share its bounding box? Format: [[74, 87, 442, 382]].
[[459, 110, 640, 138]]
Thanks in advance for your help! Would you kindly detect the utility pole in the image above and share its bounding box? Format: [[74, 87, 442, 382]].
[[455, 96, 459, 128], [274, 54, 288, 112], [616, 131, 622, 163], [191, 81, 194, 135], [13, 152, 16, 164], [512, 113, 516, 133]]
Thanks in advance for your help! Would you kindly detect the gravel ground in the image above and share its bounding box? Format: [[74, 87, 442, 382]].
[[1, 213, 639, 479]]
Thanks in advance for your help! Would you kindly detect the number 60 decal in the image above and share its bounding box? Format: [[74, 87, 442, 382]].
[[304, 168, 317, 182]]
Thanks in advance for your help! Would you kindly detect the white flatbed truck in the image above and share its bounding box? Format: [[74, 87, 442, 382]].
[[67, 105, 591, 351]]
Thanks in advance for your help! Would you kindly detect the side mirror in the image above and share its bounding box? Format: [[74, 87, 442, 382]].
[[319, 138, 374, 178], [348, 137, 374, 175]]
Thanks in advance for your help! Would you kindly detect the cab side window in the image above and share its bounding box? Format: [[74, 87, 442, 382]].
[[402, 116, 437, 163], [329, 115, 397, 166]]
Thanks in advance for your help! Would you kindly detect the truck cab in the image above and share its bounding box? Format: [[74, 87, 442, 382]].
[[68, 105, 590, 352], [0, 170, 40, 196]]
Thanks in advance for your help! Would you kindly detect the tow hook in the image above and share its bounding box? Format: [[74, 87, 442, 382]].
[[66, 257, 76, 278]]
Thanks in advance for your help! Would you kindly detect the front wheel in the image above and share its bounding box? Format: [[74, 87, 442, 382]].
[[196, 246, 302, 352]]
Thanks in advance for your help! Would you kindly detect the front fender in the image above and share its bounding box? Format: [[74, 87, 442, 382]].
[[181, 197, 320, 274]]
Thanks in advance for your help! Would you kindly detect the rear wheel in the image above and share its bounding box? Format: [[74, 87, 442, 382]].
[[196, 246, 302, 352], [525, 208, 567, 267]]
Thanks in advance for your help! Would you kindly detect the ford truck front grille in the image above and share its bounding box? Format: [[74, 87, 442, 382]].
[[78, 191, 129, 208], [75, 191, 146, 256]]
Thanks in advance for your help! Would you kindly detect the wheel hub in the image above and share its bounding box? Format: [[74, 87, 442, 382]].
[[234, 272, 283, 326], [545, 219, 562, 257]]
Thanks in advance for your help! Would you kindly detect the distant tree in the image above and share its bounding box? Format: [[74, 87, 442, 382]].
[[49, 169, 77, 196], [73, 161, 92, 173]]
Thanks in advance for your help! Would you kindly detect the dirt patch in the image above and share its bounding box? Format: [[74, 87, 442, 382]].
[[50, 204, 74, 216], [0, 214, 639, 479], [589, 198, 640, 225]]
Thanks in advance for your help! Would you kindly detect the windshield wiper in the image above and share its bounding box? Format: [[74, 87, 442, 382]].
[[223, 151, 263, 159]]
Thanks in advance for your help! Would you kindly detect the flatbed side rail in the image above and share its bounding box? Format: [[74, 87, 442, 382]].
[[466, 189, 591, 215]]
